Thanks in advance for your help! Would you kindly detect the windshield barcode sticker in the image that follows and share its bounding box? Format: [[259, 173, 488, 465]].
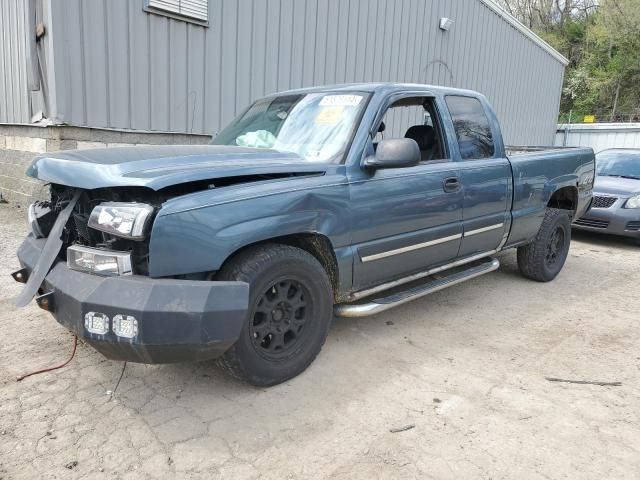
[[319, 95, 363, 107]]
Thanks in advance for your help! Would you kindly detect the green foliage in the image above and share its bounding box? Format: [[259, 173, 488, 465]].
[[529, 0, 640, 122]]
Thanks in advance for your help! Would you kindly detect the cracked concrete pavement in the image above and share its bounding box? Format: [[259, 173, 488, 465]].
[[1, 203, 639, 479]]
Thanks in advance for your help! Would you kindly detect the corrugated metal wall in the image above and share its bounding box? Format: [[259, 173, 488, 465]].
[[0, 0, 52, 125], [0, 0, 31, 124], [47, 0, 566, 145]]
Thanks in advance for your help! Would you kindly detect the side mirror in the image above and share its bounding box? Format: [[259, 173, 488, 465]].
[[363, 138, 421, 170]]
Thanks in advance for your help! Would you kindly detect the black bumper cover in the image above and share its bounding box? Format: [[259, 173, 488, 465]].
[[16, 236, 249, 363]]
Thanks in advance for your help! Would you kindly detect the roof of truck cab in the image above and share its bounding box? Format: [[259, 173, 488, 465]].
[[268, 83, 482, 98]]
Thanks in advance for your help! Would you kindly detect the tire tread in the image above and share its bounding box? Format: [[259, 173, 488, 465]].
[[215, 243, 332, 386], [517, 208, 570, 282]]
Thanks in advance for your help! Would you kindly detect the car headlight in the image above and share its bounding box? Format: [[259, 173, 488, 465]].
[[624, 195, 640, 209], [88, 202, 154, 239], [67, 245, 133, 276]]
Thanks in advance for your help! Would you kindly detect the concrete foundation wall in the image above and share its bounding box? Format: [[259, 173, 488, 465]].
[[0, 125, 211, 206]]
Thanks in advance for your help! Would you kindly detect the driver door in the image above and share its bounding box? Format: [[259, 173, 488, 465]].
[[348, 95, 463, 291]]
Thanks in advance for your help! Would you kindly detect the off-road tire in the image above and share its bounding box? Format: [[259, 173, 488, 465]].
[[517, 208, 572, 282], [215, 244, 333, 386]]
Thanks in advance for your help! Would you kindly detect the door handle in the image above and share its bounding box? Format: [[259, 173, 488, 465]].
[[443, 177, 460, 193]]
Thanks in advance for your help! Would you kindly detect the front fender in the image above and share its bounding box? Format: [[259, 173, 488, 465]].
[[148, 181, 350, 277]]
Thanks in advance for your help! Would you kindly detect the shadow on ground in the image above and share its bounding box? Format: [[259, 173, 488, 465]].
[[2, 205, 640, 479]]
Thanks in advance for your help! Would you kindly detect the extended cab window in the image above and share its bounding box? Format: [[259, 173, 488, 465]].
[[445, 96, 495, 160]]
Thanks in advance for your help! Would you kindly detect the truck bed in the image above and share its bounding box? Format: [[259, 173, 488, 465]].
[[504, 145, 595, 247]]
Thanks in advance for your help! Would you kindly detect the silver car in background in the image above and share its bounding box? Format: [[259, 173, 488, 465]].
[[574, 148, 640, 239]]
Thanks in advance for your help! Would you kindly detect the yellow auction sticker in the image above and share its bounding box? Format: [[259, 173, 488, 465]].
[[315, 106, 344, 124]]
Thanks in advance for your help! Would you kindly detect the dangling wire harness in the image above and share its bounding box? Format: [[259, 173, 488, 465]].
[[16, 335, 78, 381]]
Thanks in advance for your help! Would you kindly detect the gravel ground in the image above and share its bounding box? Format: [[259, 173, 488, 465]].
[[1, 203, 639, 479]]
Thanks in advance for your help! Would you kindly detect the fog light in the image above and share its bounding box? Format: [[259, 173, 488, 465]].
[[84, 312, 109, 335], [113, 314, 138, 339]]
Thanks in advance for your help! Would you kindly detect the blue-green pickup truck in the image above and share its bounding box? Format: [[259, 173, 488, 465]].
[[14, 83, 594, 386]]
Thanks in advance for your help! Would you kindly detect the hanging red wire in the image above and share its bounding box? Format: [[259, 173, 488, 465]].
[[16, 335, 78, 382]]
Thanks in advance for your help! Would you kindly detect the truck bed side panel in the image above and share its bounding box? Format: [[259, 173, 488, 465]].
[[506, 148, 595, 247]]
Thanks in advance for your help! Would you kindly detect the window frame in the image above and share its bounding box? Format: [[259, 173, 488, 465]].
[[444, 94, 497, 161], [370, 93, 451, 163], [144, 0, 209, 26]]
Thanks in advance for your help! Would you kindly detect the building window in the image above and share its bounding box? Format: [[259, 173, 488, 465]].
[[146, 0, 208, 24], [445, 96, 495, 160]]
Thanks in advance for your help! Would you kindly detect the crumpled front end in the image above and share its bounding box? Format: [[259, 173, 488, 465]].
[[14, 184, 249, 364], [15, 235, 249, 363]]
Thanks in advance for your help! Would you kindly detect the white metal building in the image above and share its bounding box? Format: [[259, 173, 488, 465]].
[[555, 123, 640, 152], [0, 0, 568, 144]]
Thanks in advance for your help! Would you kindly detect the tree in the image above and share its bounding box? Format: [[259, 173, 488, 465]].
[[494, 0, 597, 29], [596, 0, 640, 120], [496, 0, 640, 122]]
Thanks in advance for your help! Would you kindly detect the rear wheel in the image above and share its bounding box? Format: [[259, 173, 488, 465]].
[[517, 208, 572, 282], [216, 244, 333, 386]]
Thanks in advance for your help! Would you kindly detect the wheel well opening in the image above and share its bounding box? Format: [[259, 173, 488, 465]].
[[548, 187, 578, 213], [220, 233, 340, 300], [275, 234, 340, 298]]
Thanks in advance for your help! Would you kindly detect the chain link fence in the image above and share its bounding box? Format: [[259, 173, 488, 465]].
[[561, 109, 640, 124]]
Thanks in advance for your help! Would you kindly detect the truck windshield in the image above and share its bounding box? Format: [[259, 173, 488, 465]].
[[596, 151, 640, 180], [211, 93, 368, 163]]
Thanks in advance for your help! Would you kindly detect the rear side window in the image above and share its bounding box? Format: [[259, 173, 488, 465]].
[[445, 96, 495, 160]]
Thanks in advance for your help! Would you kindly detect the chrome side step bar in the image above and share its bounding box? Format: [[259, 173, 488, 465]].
[[347, 249, 499, 302], [334, 257, 500, 318]]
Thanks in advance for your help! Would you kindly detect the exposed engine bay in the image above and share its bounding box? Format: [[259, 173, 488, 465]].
[[28, 172, 319, 277], [32, 185, 163, 275]]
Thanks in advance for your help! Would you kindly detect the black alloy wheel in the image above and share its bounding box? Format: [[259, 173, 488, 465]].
[[215, 244, 333, 386], [517, 208, 572, 282], [251, 280, 312, 360]]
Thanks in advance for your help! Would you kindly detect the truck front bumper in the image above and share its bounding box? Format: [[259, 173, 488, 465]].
[[15, 236, 249, 364]]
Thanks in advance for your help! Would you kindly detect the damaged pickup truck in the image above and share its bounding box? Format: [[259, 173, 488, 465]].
[[13, 84, 595, 386]]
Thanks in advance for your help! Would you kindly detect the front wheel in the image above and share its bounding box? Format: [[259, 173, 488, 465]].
[[517, 208, 572, 282], [215, 244, 333, 386]]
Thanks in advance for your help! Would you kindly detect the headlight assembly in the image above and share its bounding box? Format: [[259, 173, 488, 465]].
[[67, 245, 133, 276], [88, 202, 154, 239], [624, 194, 640, 209]]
